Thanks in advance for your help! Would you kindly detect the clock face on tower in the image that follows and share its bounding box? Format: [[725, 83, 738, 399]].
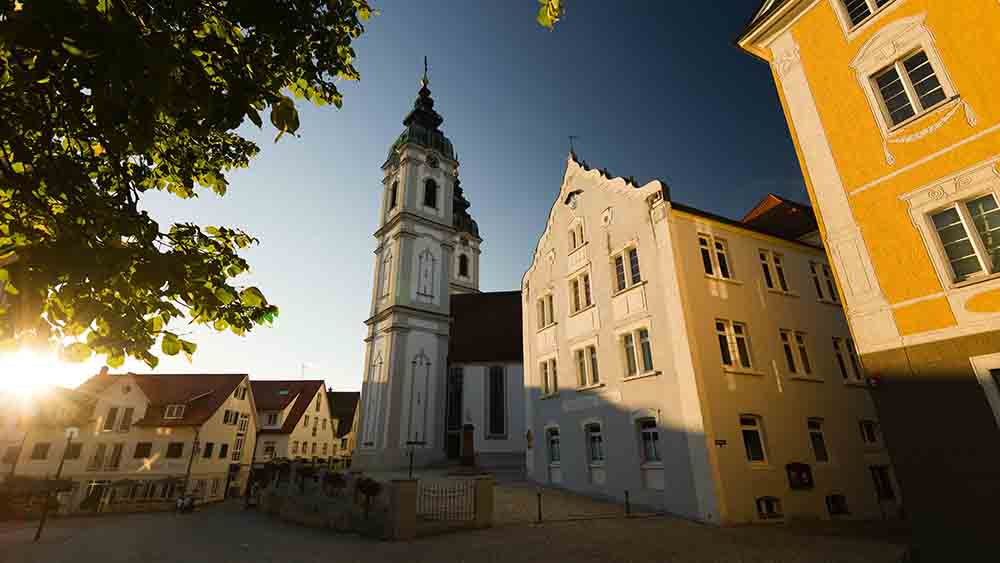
[[426, 155, 439, 169]]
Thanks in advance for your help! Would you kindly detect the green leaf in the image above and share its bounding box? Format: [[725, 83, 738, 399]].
[[213, 318, 229, 331], [215, 287, 236, 305], [107, 353, 125, 369], [239, 287, 266, 307], [146, 316, 165, 333], [162, 332, 181, 356], [61, 41, 83, 57], [179, 339, 197, 361], [0, 269, 7, 282], [62, 342, 92, 363]]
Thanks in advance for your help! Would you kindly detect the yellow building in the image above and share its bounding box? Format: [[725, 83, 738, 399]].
[[738, 0, 1000, 548]]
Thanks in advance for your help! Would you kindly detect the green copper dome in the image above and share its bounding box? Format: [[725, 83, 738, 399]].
[[386, 75, 455, 162]]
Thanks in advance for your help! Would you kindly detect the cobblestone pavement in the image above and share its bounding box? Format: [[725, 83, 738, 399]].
[[0, 489, 909, 563]]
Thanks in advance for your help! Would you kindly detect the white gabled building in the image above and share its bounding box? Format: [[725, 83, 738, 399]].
[[251, 380, 335, 463], [523, 154, 897, 525]]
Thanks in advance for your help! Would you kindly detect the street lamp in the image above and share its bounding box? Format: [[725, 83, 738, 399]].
[[34, 426, 78, 543]]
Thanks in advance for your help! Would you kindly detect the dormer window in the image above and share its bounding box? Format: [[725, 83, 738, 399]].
[[423, 179, 438, 209], [278, 389, 289, 396], [164, 404, 185, 420]]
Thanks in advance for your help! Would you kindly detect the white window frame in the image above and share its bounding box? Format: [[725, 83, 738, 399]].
[[833, 337, 865, 384], [831, 0, 903, 38], [568, 270, 593, 315], [164, 404, 185, 420], [902, 158, 1000, 291], [636, 417, 662, 466], [850, 15, 962, 143], [545, 426, 561, 465], [758, 249, 792, 293], [539, 356, 559, 397], [779, 329, 816, 379], [699, 233, 734, 281], [265, 412, 279, 426], [619, 324, 655, 380], [807, 418, 830, 464], [929, 194, 1000, 283], [611, 244, 642, 293], [573, 341, 601, 389], [584, 421, 605, 466], [739, 414, 768, 466], [969, 352, 1000, 429], [536, 293, 555, 330], [715, 319, 754, 373], [809, 261, 840, 304], [568, 219, 586, 253]]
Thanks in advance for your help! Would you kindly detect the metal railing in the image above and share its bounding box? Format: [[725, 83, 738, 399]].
[[416, 480, 475, 522]]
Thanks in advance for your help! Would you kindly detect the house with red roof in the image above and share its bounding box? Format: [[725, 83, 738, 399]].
[[250, 380, 335, 464], [8, 370, 258, 513]]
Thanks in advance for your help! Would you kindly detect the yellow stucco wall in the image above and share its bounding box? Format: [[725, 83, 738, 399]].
[[891, 297, 956, 336], [768, 0, 1000, 326]]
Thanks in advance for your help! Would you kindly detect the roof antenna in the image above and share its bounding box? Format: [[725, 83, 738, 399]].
[[421, 56, 429, 87]]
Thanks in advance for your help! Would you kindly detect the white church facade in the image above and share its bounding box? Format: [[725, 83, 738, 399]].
[[353, 70, 524, 471]]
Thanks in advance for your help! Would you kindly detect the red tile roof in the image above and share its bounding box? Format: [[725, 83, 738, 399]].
[[448, 291, 523, 364], [251, 380, 325, 434], [75, 372, 247, 428]]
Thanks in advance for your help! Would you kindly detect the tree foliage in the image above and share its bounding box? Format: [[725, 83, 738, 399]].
[[0, 0, 371, 367], [537, 0, 564, 30]]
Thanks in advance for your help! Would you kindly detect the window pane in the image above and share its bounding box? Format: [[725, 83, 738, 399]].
[[833, 340, 849, 379], [488, 366, 506, 436], [904, 51, 946, 110], [718, 333, 733, 366], [843, 0, 872, 26], [576, 349, 587, 387], [796, 334, 812, 374], [639, 329, 654, 372], [759, 254, 774, 289], [932, 207, 961, 230], [968, 195, 1000, 270], [701, 247, 714, 275], [783, 341, 798, 373], [583, 274, 592, 306], [628, 248, 641, 284], [624, 334, 637, 376], [715, 243, 731, 278], [742, 429, 765, 462], [811, 432, 830, 462], [615, 256, 627, 291], [589, 346, 600, 384], [571, 279, 581, 312], [736, 336, 752, 369], [775, 258, 789, 291]]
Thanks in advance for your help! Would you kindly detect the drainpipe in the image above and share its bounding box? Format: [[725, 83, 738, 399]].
[[182, 427, 200, 496]]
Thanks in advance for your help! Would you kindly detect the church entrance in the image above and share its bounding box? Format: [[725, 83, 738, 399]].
[[445, 367, 464, 459]]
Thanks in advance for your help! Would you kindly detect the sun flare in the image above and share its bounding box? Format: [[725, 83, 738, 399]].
[[0, 348, 82, 399]]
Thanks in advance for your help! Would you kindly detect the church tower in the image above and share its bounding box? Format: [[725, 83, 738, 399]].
[[354, 63, 480, 470]]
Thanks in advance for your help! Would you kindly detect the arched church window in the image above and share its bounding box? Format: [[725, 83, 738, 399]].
[[458, 254, 469, 278], [388, 181, 398, 210], [423, 179, 438, 209]]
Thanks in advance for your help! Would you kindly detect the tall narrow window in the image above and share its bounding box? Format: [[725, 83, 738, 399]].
[[103, 407, 119, 432], [833, 337, 864, 383], [458, 254, 469, 278], [575, 345, 600, 387], [716, 320, 753, 370], [638, 419, 661, 463], [30, 443, 50, 460], [487, 366, 506, 437], [569, 272, 592, 314], [623, 333, 637, 377], [612, 246, 641, 292], [780, 330, 814, 376], [740, 415, 767, 464], [118, 408, 133, 432], [759, 251, 790, 292], [759, 252, 775, 289], [89, 443, 107, 470], [859, 420, 881, 446], [540, 358, 558, 396], [585, 423, 605, 463], [700, 234, 733, 280], [638, 328, 653, 372], [547, 428, 561, 463], [870, 465, 896, 500], [808, 418, 830, 463], [108, 443, 124, 469], [388, 181, 398, 210], [423, 178, 438, 208]]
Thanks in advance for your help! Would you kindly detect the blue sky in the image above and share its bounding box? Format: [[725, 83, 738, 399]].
[[60, 0, 803, 390]]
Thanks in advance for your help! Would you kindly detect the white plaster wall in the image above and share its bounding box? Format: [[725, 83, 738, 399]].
[[453, 363, 526, 455]]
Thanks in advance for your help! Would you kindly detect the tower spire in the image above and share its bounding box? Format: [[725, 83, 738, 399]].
[[422, 56, 429, 87]]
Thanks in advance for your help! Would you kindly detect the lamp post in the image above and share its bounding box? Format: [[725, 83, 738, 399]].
[[34, 426, 77, 543]]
